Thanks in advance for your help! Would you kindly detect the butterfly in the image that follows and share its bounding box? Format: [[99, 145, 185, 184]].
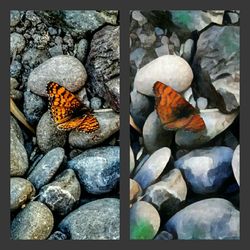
[[153, 81, 206, 132], [46, 82, 99, 133]]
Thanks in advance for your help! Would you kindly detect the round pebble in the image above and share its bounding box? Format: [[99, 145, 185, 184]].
[[27, 147, 65, 190], [10, 60, 22, 78], [69, 111, 119, 149], [10, 33, 25, 56], [232, 145, 240, 186], [165, 198, 240, 239], [10, 10, 21, 26], [38, 169, 81, 216], [134, 147, 171, 190], [175, 110, 238, 148], [90, 97, 102, 110], [36, 111, 67, 153], [27, 55, 87, 97], [134, 55, 193, 96], [143, 111, 173, 153], [76, 38, 88, 62], [175, 146, 234, 194], [10, 177, 36, 212], [11, 201, 54, 240], [68, 146, 120, 194], [58, 198, 120, 240], [130, 201, 160, 240]]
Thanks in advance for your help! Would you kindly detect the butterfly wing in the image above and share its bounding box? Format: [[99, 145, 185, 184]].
[[47, 82, 82, 124], [153, 81, 205, 132], [76, 114, 99, 133], [57, 116, 88, 131]]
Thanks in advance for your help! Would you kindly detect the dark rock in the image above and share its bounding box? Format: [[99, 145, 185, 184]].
[[22, 48, 49, 68], [10, 60, 22, 78]]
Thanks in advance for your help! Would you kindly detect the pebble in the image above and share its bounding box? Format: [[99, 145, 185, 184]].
[[130, 179, 142, 203], [10, 130, 29, 177], [232, 145, 240, 186], [10, 115, 24, 145], [134, 55, 193, 96], [181, 38, 194, 62], [130, 201, 160, 239], [36, 111, 67, 153], [175, 146, 234, 194], [58, 198, 120, 240], [10, 60, 22, 78], [10, 177, 36, 212], [134, 147, 171, 190], [155, 44, 169, 57], [48, 27, 57, 36], [38, 169, 81, 216], [169, 32, 180, 48], [62, 10, 107, 38], [23, 90, 47, 125], [48, 231, 67, 240], [10, 33, 26, 57], [227, 12, 239, 24], [22, 48, 49, 68], [130, 89, 155, 129], [68, 146, 120, 194], [90, 97, 102, 110], [76, 38, 88, 62], [27, 147, 65, 190], [10, 78, 23, 101], [105, 77, 120, 108], [175, 110, 238, 148], [196, 97, 208, 109], [142, 169, 187, 217], [10, 10, 21, 26], [165, 198, 239, 239], [132, 11, 147, 26], [68, 111, 119, 149], [11, 201, 54, 240], [142, 111, 173, 153], [130, 147, 135, 173], [130, 47, 146, 68], [27, 55, 87, 97], [138, 32, 156, 49], [154, 231, 173, 240], [154, 27, 164, 36]]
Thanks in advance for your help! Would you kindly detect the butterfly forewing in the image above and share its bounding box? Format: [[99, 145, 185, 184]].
[[77, 114, 100, 133], [153, 81, 205, 132]]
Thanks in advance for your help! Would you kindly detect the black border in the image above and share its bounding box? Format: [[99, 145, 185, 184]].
[[2, 0, 249, 249]]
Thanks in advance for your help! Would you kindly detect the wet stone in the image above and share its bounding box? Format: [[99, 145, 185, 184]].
[[10, 33, 25, 57]]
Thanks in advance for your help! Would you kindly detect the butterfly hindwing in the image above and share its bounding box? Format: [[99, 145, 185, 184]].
[[47, 82, 99, 133], [153, 81, 205, 132]]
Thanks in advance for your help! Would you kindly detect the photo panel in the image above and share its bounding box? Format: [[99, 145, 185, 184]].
[[10, 10, 120, 240], [129, 10, 240, 240]]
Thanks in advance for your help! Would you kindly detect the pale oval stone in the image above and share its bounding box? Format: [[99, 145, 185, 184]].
[[130, 147, 135, 173], [134, 147, 171, 190], [143, 111, 173, 153], [130, 201, 160, 240], [232, 145, 240, 185], [134, 55, 193, 96], [176, 109, 238, 148]]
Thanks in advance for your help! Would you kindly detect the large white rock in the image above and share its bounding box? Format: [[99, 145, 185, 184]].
[[134, 55, 193, 96]]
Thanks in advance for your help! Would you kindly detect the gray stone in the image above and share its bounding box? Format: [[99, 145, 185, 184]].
[[23, 90, 47, 125], [27, 55, 87, 97], [10, 177, 36, 212], [61, 10, 107, 38], [10, 60, 22, 78], [154, 231, 173, 240], [232, 145, 240, 186], [22, 48, 49, 68], [90, 97, 102, 110], [27, 147, 65, 190], [105, 77, 120, 109], [10, 115, 24, 145], [10, 130, 29, 177], [38, 169, 81, 216], [132, 11, 147, 26], [130, 147, 135, 173], [11, 201, 54, 240], [48, 231, 67, 240], [175, 146, 234, 194], [68, 146, 120, 194], [10, 32, 25, 57], [142, 169, 187, 215], [130, 201, 160, 240], [181, 39, 194, 62], [10, 10, 21, 27], [10, 78, 23, 101], [58, 198, 120, 240], [25, 10, 41, 25], [69, 111, 119, 149], [76, 38, 88, 62], [143, 111, 173, 153], [165, 198, 239, 240], [36, 111, 67, 153], [134, 147, 171, 190]]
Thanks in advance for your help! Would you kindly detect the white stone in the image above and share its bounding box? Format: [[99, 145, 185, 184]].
[[232, 145, 240, 185]]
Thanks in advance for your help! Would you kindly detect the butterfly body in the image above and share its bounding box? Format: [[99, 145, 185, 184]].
[[47, 82, 99, 133], [153, 81, 205, 132]]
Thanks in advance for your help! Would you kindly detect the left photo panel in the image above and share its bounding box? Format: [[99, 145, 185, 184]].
[[10, 10, 120, 240]]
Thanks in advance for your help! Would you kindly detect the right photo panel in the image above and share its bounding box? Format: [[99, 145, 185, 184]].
[[129, 10, 240, 240]]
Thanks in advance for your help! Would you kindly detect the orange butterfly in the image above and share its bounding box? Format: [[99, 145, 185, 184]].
[[153, 81, 205, 132], [47, 82, 99, 133]]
